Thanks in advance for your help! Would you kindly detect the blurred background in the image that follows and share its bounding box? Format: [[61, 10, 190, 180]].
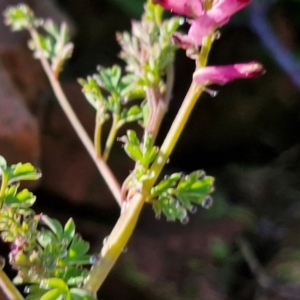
[[1, 0, 300, 299]]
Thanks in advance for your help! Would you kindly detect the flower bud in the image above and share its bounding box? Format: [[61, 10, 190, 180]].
[[193, 62, 265, 86]]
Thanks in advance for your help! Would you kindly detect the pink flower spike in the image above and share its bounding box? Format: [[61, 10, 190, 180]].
[[208, 0, 252, 25], [193, 62, 265, 86], [152, 0, 204, 18]]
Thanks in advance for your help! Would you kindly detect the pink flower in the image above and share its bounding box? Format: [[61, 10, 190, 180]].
[[193, 62, 265, 85], [153, 0, 251, 47], [187, 14, 217, 46], [152, 0, 203, 18], [208, 0, 251, 25]]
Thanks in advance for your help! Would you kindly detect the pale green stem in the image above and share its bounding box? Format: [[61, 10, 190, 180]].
[[145, 87, 164, 140], [83, 192, 144, 295], [143, 35, 213, 194], [28, 27, 122, 206], [143, 82, 204, 194], [83, 36, 213, 294], [103, 114, 120, 162], [94, 104, 104, 158], [0, 270, 24, 300], [83, 81, 203, 294], [94, 122, 102, 158], [0, 172, 8, 202], [198, 35, 213, 68]]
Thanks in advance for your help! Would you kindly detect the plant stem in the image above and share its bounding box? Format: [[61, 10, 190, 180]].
[[143, 35, 213, 194], [28, 28, 122, 206], [94, 122, 102, 158], [83, 34, 214, 295], [0, 172, 8, 203], [146, 63, 175, 141], [83, 192, 144, 295], [103, 114, 120, 161], [145, 87, 165, 140], [143, 81, 203, 194], [0, 269, 24, 300], [83, 80, 203, 293], [94, 103, 106, 158], [198, 35, 213, 68]]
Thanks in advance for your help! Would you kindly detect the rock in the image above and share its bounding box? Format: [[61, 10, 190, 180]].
[[39, 82, 121, 209], [0, 62, 39, 166]]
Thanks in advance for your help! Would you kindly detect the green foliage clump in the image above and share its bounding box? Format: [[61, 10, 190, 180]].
[[0, 156, 95, 300]]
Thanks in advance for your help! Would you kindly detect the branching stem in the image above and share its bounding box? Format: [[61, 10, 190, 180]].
[[83, 36, 213, 294], [103, 114, 120, 161], [143, 81, 204, 194], [28, 27, 122, 206]]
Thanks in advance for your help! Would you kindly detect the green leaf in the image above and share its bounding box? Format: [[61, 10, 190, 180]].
[[66, 234, 90, 263], [110, 65, 122, 88], [26, 292, 47, 300], [63, 218, 76, 245], [40, 278, 69, 291], [8, 162, 41, 184], [41, 216, 64, 239], [0, 156, 7, 170], [126, 130, 140, 146], [141, 146, 158, 166], [37, 229, 57, 248], [69, 288, 95, 300], [43, 19, 60, 39], [66, 276, 85, 286], [152, 171, 214, 221], [95, 67, 113, 92], [151, 173, 181, 195], [3, 4, 37, 31], [153, 197, 187, 222], [5, 184, 18, 197], [120, 79, 145, 101], [58, 23, 70, 46], [57, 267, 87, 283], [63, 255, 91, 265], [127, 105, 141, 117], [78, 77, 103, 110], [176, 176, 214, 202], [124, 144, 143, 162], [4, 189, 36, 208], [40, 289, 65, 300], [26, 285, 47, 300], [121, 105, 143, 123]]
